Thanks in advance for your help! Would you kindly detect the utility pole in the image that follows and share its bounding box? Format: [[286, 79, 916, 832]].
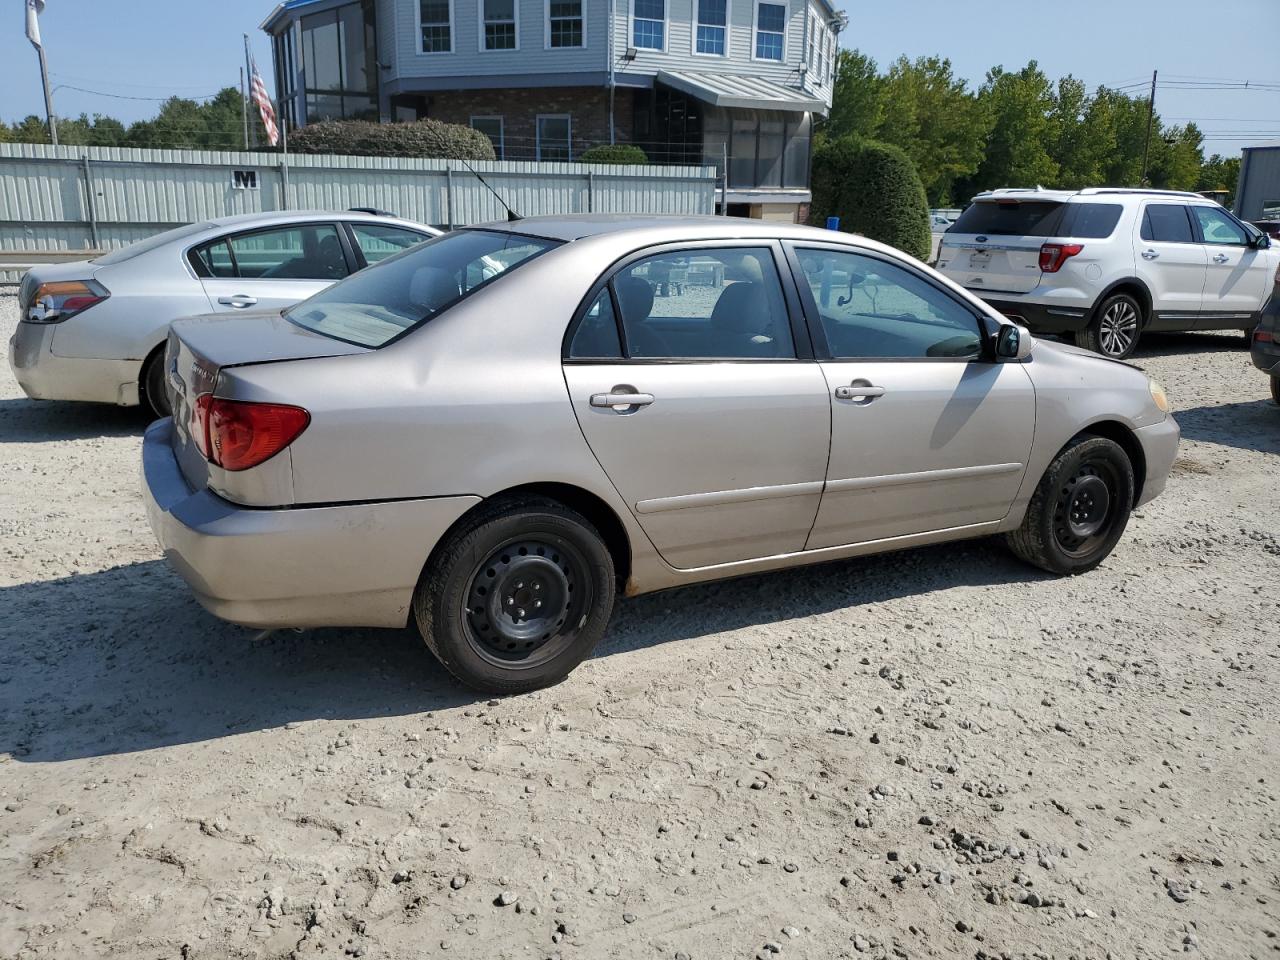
[[1140, 69, 1157, 187], [25, 0, 58, 145], [240, 67, 249, 150]]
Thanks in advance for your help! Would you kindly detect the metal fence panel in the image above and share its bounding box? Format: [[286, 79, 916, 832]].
[[0, 143, 717, 270]]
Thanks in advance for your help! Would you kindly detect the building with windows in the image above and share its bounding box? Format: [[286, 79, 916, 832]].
[[261, 0, 846, 220]]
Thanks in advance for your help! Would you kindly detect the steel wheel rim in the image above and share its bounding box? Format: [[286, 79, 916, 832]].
[[1099, 301, 1138, 357], [1052, 460, 1119, 558], [463, 536, 593, 669]]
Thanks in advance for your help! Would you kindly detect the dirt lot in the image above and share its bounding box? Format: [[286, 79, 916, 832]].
[[1, 291, 1278, 960]]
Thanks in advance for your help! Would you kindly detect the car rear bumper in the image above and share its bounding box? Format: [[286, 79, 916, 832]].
[[142, 418, 481, 629], [976, 296, 1092, 333], [1250, 293, 1280, 375], [8, 320, 140, 405], [1133, 415, 1181, 507]]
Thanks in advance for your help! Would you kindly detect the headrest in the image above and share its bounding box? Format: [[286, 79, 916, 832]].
[[409, 266, 460, 313]]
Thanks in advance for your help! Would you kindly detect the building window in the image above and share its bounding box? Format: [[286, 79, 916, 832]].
[[632, 0, 665, 50], [481, 0, 516, 49], [695, 0, 727, 55], [471, 116, 505, 158], [816, 24, 825, 77], [754, 1, 785, 61], [537, 114, 572, 161], [420, 0, 452, 53], [548, 0, 584, 47], [805, 13, 814, 71], [300, 0, 379, 123]]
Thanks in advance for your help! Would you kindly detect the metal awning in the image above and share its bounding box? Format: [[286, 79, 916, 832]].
[[656, 70, 826, 113]]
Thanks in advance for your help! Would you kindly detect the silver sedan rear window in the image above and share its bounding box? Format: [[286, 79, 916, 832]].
[[286, 229, 560, 348]]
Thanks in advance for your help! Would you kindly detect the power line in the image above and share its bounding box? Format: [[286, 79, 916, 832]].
[[50, 84, 226, 103]]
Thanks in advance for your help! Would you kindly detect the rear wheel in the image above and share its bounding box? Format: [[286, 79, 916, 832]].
[[413, 497, 616, 694], [1076, 293, 1143, 360], [1006, 435, 1135, 575], [139, 347, 170, 420]]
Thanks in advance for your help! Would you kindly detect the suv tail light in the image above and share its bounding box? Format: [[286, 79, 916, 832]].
[[191, 396, 310, 471], [1039, 243, 1083, 274], [25, 279, 110, 323]]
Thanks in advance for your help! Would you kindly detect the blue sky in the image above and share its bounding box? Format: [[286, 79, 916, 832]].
[[2, 0, 1277, 157]]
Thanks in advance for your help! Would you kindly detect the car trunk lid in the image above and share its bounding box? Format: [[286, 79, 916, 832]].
[[166, 310, 368, 492]]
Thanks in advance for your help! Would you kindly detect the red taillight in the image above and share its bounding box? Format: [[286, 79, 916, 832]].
[[1039, 243, 1084, 273], [1255, 328, 1274, 344], [192, 397, 309, 471]]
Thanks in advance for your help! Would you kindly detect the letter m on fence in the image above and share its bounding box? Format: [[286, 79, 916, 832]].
[[232, 170, 259, 190]]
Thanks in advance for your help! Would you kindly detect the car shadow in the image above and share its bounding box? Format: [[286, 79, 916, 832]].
[[1, 540, 1046, 764], [1173, 398, 1280, 455], [1130, 331, 1248, 360], [0, 397, 152, 443]]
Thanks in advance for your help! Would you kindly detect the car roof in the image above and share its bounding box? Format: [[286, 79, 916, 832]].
[[206, 210, 432, 231], [460, 213, 863, 244], [970, 187, 1209, 204]]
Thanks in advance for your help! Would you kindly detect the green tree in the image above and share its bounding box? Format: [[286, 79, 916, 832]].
[[1197, 153, 1242, 198], [964, 62, 1059, 194], [825, 49, 885, 142], [10, 115, 51, 144]]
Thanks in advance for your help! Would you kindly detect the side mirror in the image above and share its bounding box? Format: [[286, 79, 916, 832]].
[[1253, 233, 1272, 250], [994, 322, 1034, 361]]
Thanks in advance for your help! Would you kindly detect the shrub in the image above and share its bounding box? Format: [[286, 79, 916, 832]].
[[809, 136, 931, 261], [578, 144, 649, 165], [289, 119, 496, 161]]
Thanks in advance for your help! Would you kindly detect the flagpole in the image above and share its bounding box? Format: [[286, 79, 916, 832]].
[[240, 67, 248, 150], [242, 34, 255, 150], [36, 42, 57, 146]]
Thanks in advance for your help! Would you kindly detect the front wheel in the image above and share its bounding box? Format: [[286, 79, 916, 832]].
[[1006, 435, 1135, 575], [1075, 293, 1143, 360], [413, 497, 616, 694]]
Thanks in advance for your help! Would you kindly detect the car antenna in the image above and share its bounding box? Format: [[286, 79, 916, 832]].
[[457, 158, 522, 222]]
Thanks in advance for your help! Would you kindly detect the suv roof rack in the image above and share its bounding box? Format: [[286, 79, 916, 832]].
[[1077, 188, 1206, 200]]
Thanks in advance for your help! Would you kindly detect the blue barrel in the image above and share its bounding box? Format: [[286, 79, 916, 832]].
[[825, 216, 840, 231]]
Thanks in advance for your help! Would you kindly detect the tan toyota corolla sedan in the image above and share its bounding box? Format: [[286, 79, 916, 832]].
[[144, 216, 1180, 693]]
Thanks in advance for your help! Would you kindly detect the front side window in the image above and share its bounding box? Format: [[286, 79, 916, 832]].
[[537, 115, 572, 161], [548, 0, 584, 48], [470, 116, 505, 159], [420, 0, 452, 52], [695, 0, 727, 55], [287, 229, 559, 348], [610, 247, 795, 359], [350, 223, 431, 265], [482, 0, 516, 50], [796, 248, 982, 360], [633, 0, 665, 50], [755, 2, 785, 60], [194, 224, 349, 281], [1141, 204, 1194, 244], [1192, 205, 1249, 246]]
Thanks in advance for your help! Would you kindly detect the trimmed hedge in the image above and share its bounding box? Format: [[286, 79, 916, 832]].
[[578, 143, 649, 165], [289, 119, 496, 161], [809, 136, 931, 262]]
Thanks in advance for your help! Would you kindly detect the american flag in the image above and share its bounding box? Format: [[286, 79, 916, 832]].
[[248, 53, 279, 147]]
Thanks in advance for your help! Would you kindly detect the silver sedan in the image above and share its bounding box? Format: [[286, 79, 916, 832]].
[[143, 215, 1180, 693], [8, 210, 438, 417]]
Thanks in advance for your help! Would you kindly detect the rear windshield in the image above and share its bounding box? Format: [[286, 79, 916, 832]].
[[285, 229, 560, 348], [952, 200, 1123, 239], [952, 201, 1065, 237], [93, 221, 214, 265]]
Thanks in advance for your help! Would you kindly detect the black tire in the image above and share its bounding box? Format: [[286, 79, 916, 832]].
[[1075, 292, 1144, 360], [413, 496, 616, 694], [1006, 435, 1135, 576], [1271, 375, 1280, 406], [139, 347, 171, 420]]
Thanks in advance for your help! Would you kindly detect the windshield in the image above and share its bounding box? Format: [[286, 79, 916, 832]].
[[93, 221, 215, 265], [285, 229, 561, 348]]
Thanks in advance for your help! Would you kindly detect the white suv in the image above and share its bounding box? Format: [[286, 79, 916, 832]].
[[937, 188, 1278, 359]]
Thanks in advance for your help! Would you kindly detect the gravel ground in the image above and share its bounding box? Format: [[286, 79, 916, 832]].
[[1, 291, 1278, 960]]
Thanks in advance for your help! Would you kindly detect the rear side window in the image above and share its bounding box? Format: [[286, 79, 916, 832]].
[[951, 201, 1066, 237], [1142, 204, 1195, 243], [350, 223, 431, 265], [1060, 203, 1123, 239], [190, 224, 350, 281]]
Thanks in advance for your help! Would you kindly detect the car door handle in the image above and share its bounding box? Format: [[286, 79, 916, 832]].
[[590, 392, 655, 409], [1212, 253, 1230, 264], [835, 384, 886, 401], [1141, 249, 1160, 260], [218, 295, 258, 308]]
